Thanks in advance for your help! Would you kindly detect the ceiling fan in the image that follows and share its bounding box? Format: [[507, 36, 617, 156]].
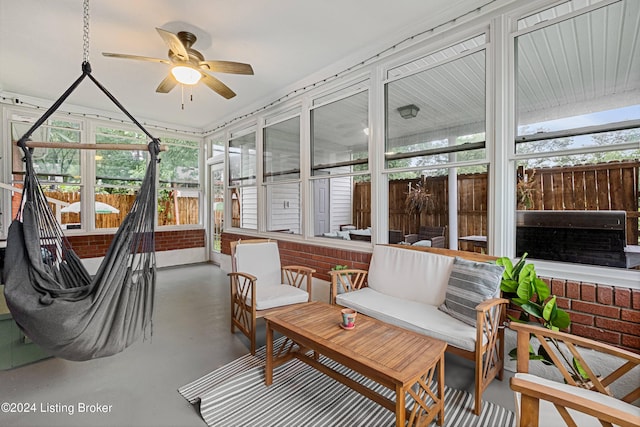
[[102, 28, 253, 99]]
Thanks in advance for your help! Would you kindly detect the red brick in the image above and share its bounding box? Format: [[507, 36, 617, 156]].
[[550, 279, 565, 297], [633, 290, 640, 310], [614, 288, 631, 307], [571, 324, 620, 345], [566, 281, 580, 299], [556, 297, 570, 309], [597, 285, 613, 305], [621, 334, 640, 351], [567, 311, 594, 326], [572, 301, 620, 318], [595, 318, 640, 336], [621, 308, 640, 325], [581, 283, 596, 302]]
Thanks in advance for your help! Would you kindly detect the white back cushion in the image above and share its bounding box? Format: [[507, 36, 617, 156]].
[[234, 242, 282, 286], [368, 245, 454, 306]]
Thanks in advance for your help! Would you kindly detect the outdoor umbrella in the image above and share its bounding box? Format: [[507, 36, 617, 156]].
[[61, 201, 120, 214]]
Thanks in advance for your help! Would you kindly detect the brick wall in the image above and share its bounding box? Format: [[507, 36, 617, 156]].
[[223, 232, 640, 353], [68, 229, 205, 258], [548, 278, 640, 352], [221, 232, 371, 282]]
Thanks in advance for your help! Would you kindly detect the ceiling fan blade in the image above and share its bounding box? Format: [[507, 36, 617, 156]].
[[156, 74, 178, 93], [201, 73, 236, 99], [199, 60, 254, 75], [156, 28, 188, 61], [102, 52, 170, 64]]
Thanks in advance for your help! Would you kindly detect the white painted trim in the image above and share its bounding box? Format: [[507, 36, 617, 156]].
[[81, 247, 207, 276], [534, 259, 640, 290]]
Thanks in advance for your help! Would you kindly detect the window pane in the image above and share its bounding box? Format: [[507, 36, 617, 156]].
[[157, 137, 200, 226], [264, 116, 300, 182], [12, 120, 81, 183], [95, 127, 148, 187], [266, 182, 300, 234], [388, 165, 488, 251], [386, 50, 486, 168], [313, 175, 371, 241], [229, 132, 256, 186], [230, 186, 257, 230], [94, 187, 135, 229], [514, 0, 640, 269], [515, 0, 640, 154], [312, 90, 368, 175]]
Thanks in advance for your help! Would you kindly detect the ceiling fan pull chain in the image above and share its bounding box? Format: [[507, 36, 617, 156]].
[[82, 0, 91, 64], [181, 84, 185, 110]]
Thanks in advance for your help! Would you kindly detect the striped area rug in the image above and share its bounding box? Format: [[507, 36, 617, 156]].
[[178, 340, 515, 427]]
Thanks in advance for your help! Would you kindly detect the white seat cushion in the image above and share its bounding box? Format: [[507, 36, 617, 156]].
[[252, 285, 309, 310], [336, 287, 479, 351], [513, 373, 640, 427]]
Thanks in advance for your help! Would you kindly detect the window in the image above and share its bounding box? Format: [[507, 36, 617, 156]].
[[385, 36, 488, 249], [228, 131, 257, 229], [95, 126, 149, 229], [263, 116, 301, 234], [514, 0, 640, 268], [11, 114, 82, 230], [311, 88, 370, 240], [157, 137, 200, 226]]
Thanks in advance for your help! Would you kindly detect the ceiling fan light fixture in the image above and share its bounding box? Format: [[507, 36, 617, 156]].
[[171, 65, 202, 85]]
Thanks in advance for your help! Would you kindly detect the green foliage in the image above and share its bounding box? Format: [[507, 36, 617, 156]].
[[497, 253, 591, 380], [496, 252, 569, 331], [331, 264, 349, 271]]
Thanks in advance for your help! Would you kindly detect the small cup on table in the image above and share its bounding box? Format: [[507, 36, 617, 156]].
[[341, 308, 357, 328]]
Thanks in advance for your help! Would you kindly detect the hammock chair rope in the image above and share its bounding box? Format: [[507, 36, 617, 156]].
[[4, 0, 162, 361]]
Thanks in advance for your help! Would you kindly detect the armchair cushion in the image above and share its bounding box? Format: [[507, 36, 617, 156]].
[[253, 285, 309, 310], [513, 373, 640, 427], [438, 257, 503, 326], [234, 241, 281, 286]]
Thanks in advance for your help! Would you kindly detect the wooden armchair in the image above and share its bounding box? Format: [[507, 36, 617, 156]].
[[228, 239, 315, 354], [509, 322, 640, 427], [404, 226, 446, 248]]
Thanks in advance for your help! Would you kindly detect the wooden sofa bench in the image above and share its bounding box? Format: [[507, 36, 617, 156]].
[[329, 244, 508, 415]]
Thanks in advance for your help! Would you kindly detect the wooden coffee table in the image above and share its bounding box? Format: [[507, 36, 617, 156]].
[[264, 301, 447, 427]]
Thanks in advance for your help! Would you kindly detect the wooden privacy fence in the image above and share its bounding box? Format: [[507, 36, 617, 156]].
[[354, 160, 639, 246], [43, 191, 199, 227]]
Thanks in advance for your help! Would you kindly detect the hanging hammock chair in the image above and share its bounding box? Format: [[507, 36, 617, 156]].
[[3, 61, 162, 361]]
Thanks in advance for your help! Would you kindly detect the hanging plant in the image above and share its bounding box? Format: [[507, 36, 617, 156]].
[[517, 169, 537, 210], [405, 179, 434, 215]]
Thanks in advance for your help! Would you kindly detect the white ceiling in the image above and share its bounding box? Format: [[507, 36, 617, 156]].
[[0, 0, 490, 131]]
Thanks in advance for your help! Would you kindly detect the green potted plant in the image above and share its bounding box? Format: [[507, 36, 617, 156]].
[[497, 253, 591, 383]]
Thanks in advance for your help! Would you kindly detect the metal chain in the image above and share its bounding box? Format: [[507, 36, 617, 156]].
[[82, 0, 90, 63]]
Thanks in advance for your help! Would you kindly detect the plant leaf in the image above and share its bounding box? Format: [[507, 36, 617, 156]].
[[543, 295, 557, 322], [501, 278, 519, 293], [535, 277, 550, 301], [512, 252, 528, 277], [520, 302, 543, 319], [552, 308, 571, 329], [572, 357, 590, 380]]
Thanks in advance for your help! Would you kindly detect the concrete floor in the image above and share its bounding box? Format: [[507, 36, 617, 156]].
[[0, 263, 515, 427]]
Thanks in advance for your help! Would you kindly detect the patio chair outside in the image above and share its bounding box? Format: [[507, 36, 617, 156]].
[[509, 322, 640, 427], [228, 239, 315, 354], [404, 226, 446, 248]]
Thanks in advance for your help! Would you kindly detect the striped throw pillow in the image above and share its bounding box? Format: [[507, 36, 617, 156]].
[[438, 257, 504, 326]]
